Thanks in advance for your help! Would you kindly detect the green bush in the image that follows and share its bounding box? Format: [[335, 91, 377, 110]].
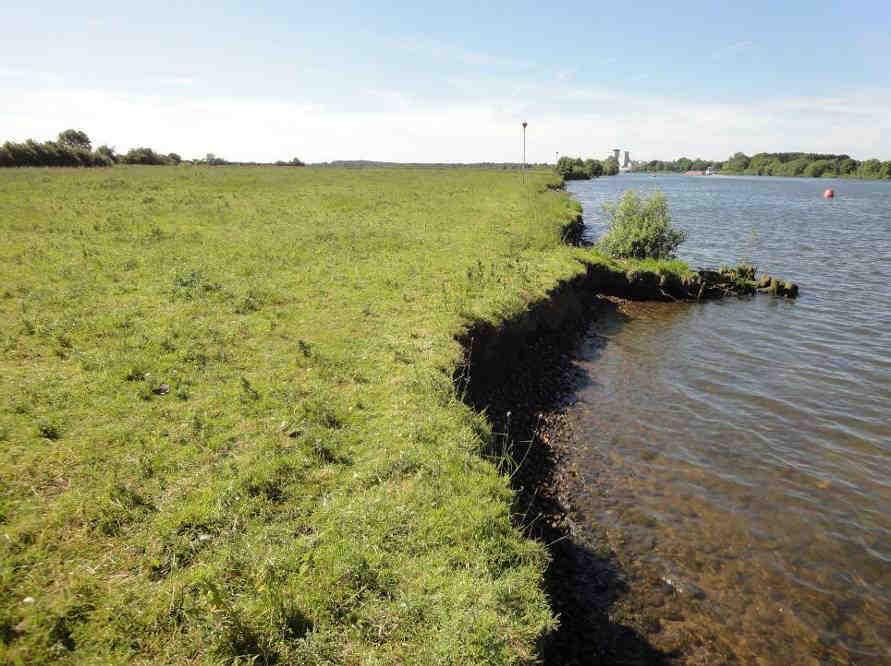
[[601, 156, 620, 176], [556, 156, 589, 180], [803, 159, 835, 178], [716, 151, 891, 180], [95, 145, 118, 164], [1, 131, 116, 168], [598, 190, 687, 260], [584, 158, 603, 177], [121, 147, 171, 165], [57, 129, 92, 151], [0, 130, 182, 168], [556, 155, 609, 180]]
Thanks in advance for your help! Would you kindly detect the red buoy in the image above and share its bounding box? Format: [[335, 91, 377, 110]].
[[823, 188, 835, 199]]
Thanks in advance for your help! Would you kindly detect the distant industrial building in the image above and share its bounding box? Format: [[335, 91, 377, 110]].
[[608, 148, 633, 172]]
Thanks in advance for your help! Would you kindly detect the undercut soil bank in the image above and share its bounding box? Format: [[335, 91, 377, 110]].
[[456, 260, 799, 663]]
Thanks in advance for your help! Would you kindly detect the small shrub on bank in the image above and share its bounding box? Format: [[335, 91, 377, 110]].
[[599, 190, 687, 260]]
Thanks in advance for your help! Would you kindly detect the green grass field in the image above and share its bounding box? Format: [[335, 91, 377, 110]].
[[1, 166, 617, 664], [0, 166, 689, 663]]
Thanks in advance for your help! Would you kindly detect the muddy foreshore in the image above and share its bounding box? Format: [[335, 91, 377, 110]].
[[455, 254, 799, 664]]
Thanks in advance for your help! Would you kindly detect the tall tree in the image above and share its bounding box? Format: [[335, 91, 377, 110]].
[[57, 129, 92, 151]]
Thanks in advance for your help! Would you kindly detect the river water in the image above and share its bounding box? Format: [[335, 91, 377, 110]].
[[566, 174, 891, 664]]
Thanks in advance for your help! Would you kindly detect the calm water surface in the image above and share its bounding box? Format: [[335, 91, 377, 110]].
[[566, 175, 891, 664]]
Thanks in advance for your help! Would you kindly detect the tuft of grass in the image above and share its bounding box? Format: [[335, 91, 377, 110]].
[[624, 257, 693, 277], [0, 165, 592, 663], [36, 417, 63, 441]]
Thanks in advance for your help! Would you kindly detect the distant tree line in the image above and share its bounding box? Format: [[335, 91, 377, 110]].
[[0, 129, 184, 167], [0, 129, 308, 168], [556, 154, 619, 180], [632, 157, 720, 173], [719, 152, 891, 179], [633, 152, 891, 179]]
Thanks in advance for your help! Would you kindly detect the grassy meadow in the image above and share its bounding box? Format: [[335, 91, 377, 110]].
[[0, 165, 624, 663]]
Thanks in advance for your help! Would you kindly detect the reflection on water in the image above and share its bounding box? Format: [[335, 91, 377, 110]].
[[566, 175, 891, 664]]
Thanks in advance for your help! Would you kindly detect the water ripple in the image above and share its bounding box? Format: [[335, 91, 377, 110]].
[[567, 175, 891, 664]]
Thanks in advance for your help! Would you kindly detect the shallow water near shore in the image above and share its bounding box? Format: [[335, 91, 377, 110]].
[[566, 174, 891, 663]]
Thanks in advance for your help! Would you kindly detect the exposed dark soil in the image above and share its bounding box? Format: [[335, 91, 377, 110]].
[[453, 243, 802, 663], [456, 270, 672, 665]]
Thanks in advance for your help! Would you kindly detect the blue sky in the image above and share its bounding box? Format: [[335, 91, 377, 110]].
[[2, 1, 890, 162]]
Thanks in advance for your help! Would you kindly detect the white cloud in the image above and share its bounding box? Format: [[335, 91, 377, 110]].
[[1, 82, 890, 163]]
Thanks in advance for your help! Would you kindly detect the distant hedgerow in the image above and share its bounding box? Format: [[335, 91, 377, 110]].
[[0, 129, 177, 168]]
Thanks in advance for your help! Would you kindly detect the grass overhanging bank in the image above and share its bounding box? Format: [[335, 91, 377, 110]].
[[1, 165, 660, 663]]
